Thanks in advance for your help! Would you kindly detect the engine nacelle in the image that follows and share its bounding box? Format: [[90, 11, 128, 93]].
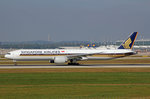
[[53, 56, 68, 64]]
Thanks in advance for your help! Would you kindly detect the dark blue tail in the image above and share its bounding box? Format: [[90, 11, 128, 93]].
[[118, 32, 138, 49]]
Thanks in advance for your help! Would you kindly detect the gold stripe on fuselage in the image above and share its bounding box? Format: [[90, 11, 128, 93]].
[[20, 54, 69, 56], [20, 54, 128, 57]]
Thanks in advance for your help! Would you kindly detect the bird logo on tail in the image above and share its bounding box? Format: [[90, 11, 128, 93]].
[[118, 32, 138, 49]]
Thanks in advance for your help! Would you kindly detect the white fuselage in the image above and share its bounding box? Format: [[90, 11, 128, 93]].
[[5, 49, 134, 61]]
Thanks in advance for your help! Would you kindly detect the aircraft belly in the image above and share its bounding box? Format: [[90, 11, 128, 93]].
[[91, 54, 125, 57], [87, 57, 114, 60], [87, 54, 126, 60]]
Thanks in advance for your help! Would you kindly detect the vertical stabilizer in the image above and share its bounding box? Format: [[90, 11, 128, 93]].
[[118, 32, 138, 49]]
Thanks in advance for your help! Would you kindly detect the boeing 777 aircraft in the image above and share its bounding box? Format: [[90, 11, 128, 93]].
[[5, 32, 138, 65]]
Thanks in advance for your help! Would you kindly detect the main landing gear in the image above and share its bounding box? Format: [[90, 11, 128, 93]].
[[68, 63, 80, 65], [68, 59, 80, 65]]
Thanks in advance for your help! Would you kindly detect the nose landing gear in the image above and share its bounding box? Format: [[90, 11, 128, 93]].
[[13, 60, 17, 66]]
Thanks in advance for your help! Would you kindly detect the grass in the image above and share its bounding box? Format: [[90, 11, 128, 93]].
[[0, 69, 150, 99], [0, 55, 4, 58], [1, 84, 150, 99], [0, 72, 150, 85], [1, 55, 150, 98]]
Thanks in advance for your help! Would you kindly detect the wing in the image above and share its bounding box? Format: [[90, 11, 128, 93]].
[[66, 52, 104, 60]]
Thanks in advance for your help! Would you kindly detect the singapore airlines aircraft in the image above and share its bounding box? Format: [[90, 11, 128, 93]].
[[5, 32, 138, 65]]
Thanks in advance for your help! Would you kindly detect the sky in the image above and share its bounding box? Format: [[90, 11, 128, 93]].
[[0, 0, 150, 42]]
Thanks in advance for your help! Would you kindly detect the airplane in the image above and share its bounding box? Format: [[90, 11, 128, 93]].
[[5, 32, 138, 65]]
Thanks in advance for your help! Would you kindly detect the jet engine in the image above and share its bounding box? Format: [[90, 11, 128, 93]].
[[50, 56, 68, 64]]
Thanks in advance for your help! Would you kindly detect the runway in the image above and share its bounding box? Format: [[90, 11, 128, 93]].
[[0, 64, 150, 68]]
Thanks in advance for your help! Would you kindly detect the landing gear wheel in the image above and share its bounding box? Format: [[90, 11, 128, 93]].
[[68, 63, 80, 65], [14, 62, 17, 66], [13, 60, 17, 66], [68, 59, 80, 65]]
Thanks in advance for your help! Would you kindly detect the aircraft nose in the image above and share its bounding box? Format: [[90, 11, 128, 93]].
[[5, 54, 9, 58], [5, 54, 11, 59], [4, 52, 12, 59]]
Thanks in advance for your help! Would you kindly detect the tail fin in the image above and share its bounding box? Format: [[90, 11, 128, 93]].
[[118, 32, 138, 49]]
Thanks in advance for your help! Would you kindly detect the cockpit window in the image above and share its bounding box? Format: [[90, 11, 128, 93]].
[[6, 53, 11, 55]]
